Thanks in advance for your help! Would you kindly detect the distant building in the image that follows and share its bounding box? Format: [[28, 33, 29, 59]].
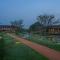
[[0, 25, 17, 32], [30, 23, 60, 35], [48, 25, 60, 34]]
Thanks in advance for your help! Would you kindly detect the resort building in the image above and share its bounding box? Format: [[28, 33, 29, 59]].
[[0, 25, 17, 32], [48, 25, 60, 34]]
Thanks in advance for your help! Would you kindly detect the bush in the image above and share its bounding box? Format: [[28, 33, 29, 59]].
[[0, 36, 5, 60]]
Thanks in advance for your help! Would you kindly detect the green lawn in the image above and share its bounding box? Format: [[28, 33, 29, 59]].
[[0, 32, 48, 60]]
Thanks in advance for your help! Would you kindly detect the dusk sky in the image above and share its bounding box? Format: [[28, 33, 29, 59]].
[[0, 0, 60, 28]]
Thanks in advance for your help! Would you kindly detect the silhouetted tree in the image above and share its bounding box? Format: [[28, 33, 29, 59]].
[[29, 14, 56, 35], [37, 14, 55, 26], [29, 22, 42, 31], [11, 20, 24, 33]]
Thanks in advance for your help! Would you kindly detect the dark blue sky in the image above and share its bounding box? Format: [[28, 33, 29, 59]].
[[0, 0, 60, 27]]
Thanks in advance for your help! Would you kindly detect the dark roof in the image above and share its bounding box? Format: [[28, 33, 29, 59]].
[[0, 25, 16, 28], [47, 25, 60, 28]]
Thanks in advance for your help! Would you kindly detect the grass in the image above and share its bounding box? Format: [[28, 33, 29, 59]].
[[18, 33, 60, 51], [0, 32, 48, 60], [27, 34, 60, 51]]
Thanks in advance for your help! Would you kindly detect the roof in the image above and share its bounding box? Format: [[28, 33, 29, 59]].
[[47, 25, 60, 28], [0, 25, 16, 28]]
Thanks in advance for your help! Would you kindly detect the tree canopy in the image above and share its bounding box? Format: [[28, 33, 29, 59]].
[[10, 20, 24, 33], [37, 14, 55, 26], [29, 14, 56, 32]]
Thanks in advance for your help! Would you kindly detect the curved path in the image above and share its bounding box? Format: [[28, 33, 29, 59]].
[[7, 33, 60, 60]]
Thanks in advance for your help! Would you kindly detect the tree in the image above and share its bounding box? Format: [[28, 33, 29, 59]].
[[11, 20, 24, 33], [29, 22, 42, 31], [37, 14, 55, 26], [29, 14, 56, 35]]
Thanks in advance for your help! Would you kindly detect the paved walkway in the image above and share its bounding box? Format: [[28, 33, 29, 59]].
[[7, 33, 60, 60]]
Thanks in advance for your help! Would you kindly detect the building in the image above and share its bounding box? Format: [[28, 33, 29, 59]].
[[48, 25, 60, 35], [0, 25, 17, 32], [30, 23, 60, 35]]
